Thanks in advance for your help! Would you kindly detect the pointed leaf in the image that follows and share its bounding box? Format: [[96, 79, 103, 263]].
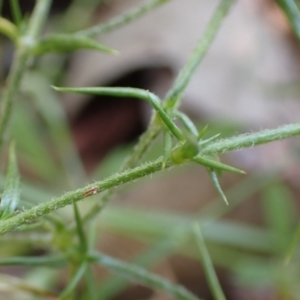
[[208, 169, 228, 205], [193, 156, 245, 174], [175, 112, 198, 137], [54, 86, 184, 142], [31, 34, 117, 55], [193, 223, 227, 300], [0, 142, 21, 219], [0, 17, 18, 42], [162, 131, 172, 169]]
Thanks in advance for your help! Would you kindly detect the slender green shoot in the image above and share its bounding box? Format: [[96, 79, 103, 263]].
[[73, 203, 87, 253], [175, 112, 199, 137], [90, 251, 201, 300], [60, 261, 88, 299], [208, 169, 228, 205], [76, 0, 172, 38], [0, 0, 51, 148], [9, 0, 22, 29], [163, 130, 173, 169], [164, 0, 236, 109], [0, 255, 67, 267], [193, 223, 227, 300], [53, 86, 184, 142], [0, 17, 18, 42]]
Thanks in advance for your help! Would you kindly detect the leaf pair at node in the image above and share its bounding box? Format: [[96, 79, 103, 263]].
[[53, 86, 245, 204]]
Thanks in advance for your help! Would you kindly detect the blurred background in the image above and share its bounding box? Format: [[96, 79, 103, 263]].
[[1, 0, 300, 299]]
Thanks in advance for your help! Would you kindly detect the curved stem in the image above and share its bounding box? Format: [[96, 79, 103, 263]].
[[201, 123, 300, 155]]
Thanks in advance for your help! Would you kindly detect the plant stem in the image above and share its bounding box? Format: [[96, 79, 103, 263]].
[[0, 158, 169, 235], [10, 0, 22, 29], [193, 223, 226, 300], [276, 0, 300, 41], [200, 123, 300, 155], [81, 121, 161, 223], [90, 251, 201, 300], [0, 0, 51, 148], [164, 0, 236, 109], [0, 50, 28, 147], [0, 254, 67, 266], [1, 122, 300, 235], [76, 0, 171, 38]]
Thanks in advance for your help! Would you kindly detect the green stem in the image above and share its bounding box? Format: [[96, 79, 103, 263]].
[[164, 0, 236, 109], [60, 261, 88, 299], [0, 50, 27, 147], [90, 251, 200, 300], [10, 0, 22, 29], [70, 0, 235, 225], [0, 0, 51, 148], [80, 121, 161, 223], [1, 122, 299, 235], [193, 224, 226, 300], [26, 0, 52, 40], [276, 0, 300, 41], [0, 254, 67, 266], [76, 0, 171, 37], [73, 203, 87, 252], [200, 123, 300, 155]]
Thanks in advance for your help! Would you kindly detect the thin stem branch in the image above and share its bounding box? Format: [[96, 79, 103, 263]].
[[80, 121, 161, 223], [26, 0, 52, 40], [0, 158, 169, 235], [76, 0, 171, 37], [0, 0, 51, 148], [90, 251, 200, 300], [0, 50, 27, 146], [200, 123, 300, 155], [164, 0, 236, 108], [1, 122, 300, 235], [71, 0, 236, 224]]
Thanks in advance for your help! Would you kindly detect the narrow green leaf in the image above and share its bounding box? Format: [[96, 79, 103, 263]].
[[208, 169, 228, 205], [31, 34, 117, 55], [193, 156, 245, 174], [10, 0, 22, 29], [54, 86, 184, 142], [60, 261, 88, 299], [0, 17, 18, 42], [199, 134, 221, 146], [90, 251, 200, 300], [163, 130, 172, 169], [175, 112, 199, 137], [0, 142, 21, 219], [73, 203, 88, 253], [193, 223, 227, 300], [198, 125, 209, 141]]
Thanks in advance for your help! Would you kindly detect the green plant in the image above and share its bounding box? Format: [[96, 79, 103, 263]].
[[0, 0, 300, 299]]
